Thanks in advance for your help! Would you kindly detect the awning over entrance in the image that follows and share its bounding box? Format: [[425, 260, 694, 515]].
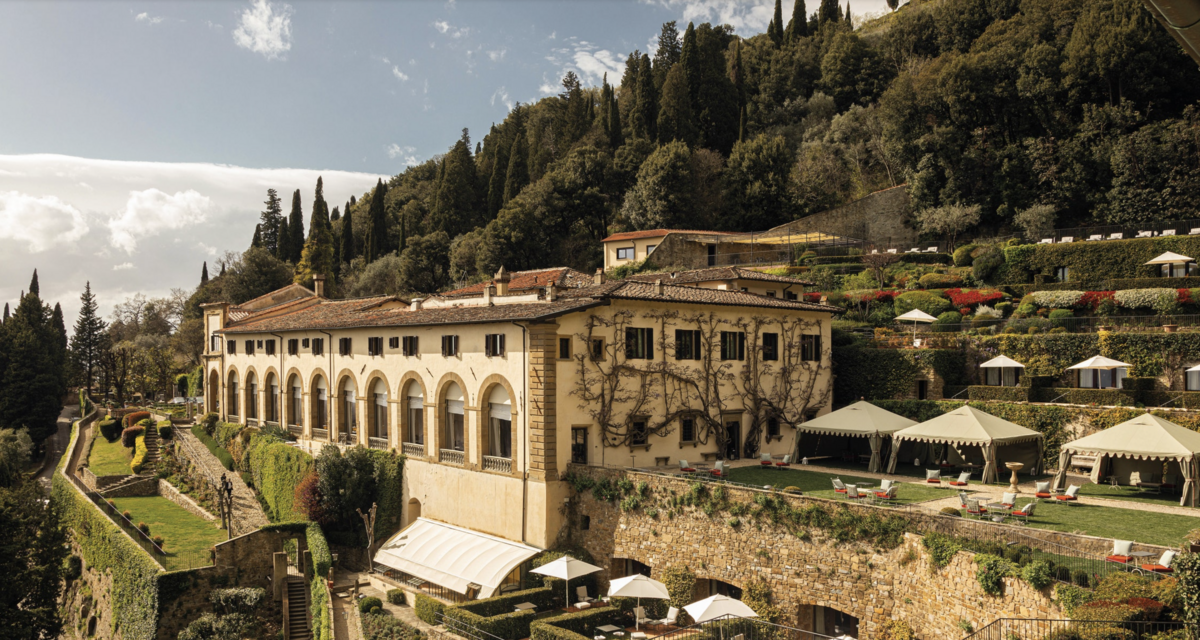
[[373, 518, 540, 599]]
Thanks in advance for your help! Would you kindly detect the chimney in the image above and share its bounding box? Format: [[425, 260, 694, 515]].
[[594, 268, 606, 285], [410, 298, 424, 311], [654, 279, 664, 296], [546, 283, 557, 301], [494, 266, 510, 296], [484, 284, 495, 305], [313, 274, 326, 297]]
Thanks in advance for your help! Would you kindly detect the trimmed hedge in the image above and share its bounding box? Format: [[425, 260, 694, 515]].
[[832, 346, 966, 404], [191, 424, 234, 470], [443, 587, 556, 640], [121, 426, 145, 448], [124, 411, 151, 428], [131, 435, 148, 474], [243, 433, 313, 522], [530, 606, 629, 640], [98, 417, 120, 441], [1032, 387, 1139, 406], [387, 588, 405, 605], [360, 596, 383, 613], [898, 252, 953, 265], [308, 522, 332, 579], [311, 575, 333, 640], [966, 386, 1031, 402], [414, 592, 445, 625], [363, 611, 426, 640], [1000, 237, 1200, 286], [157, 420, 173, 439]]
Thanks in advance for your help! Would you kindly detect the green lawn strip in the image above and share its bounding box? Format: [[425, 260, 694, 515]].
[[726, 466, 946, 505], [1077, 482, 1192, 508], [110, 496, 225, 571], [950, 499, 1200, 548], [88, 434, 133, 476]]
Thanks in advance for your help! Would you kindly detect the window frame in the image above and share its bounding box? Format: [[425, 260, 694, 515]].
[[227, 340, 236, 355], [766, 416, 781, 440], [616, 247, 635, 260], [311, 338, 324, 356], [484, 333, 506, 357], [629, 418, 649, 448], [589, 338, 606, 362], [800, 334, 822, 362], [720, 331, 746, 361], [441, 335, 460, 357], [571, 426, 588, 464], [368, 337, 384, 357], [265, 339, 276, 356], [679, 415, 696, 445], [287, 339, 299, 356], [389, 336, 400, 350], [402, 336, 419, 357], [625, 327, 654, 360], [245, 340, 256, 356], [675, 329, 701, 361], [762, 332, 779, 362], [339, 337, 352, 356], [558, 337, 572, 360]]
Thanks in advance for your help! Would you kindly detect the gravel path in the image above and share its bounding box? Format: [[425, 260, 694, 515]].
[[177, 429, 269, 536], [35, 404, 78, 493]]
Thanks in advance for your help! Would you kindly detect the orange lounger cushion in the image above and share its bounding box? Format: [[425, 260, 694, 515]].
[[1055, 495, 1077, 501], [1142, 565, 1173, 573], [1106, 555, 1131, 563], [1035, 492, 1051, 498]]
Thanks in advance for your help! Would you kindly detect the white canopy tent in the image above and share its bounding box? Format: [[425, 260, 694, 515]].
[[793, 401, 917, 472], [1053, 413, 1200, 506], [979, 355, 1025, 387], [886, 405, 1044, 483], [530, 555, 603, 607], [1146, 252, 1194, 278], [1068, 356, 1131, 390], [683, 595, 759, 624], [373, 518, 540, 599]]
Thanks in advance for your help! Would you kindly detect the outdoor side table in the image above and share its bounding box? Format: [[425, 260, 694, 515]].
[[514, 602, 537, 612]]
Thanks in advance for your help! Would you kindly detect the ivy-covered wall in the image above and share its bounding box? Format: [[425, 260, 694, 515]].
[[1000, 236, 1200, 286], [833, 346, 966, 404], [979, 332, 1200, 381], [243, 435, 313, 523]]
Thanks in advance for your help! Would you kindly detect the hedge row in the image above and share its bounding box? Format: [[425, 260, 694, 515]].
[[442, 587, 556, 640], [131, 435, 148, 474], [979, 332, 1200, 379], [308, 522, 332, 579], [832, 346, 966, 405], [191, 424, 234, 470], [1000, 237, 1200, 286], [124, 411, 151, 428], [530, 606, 629, 640], [244, 433, 312, 522], [311, 575, 333, 640], [415, 593, 445, 625], [52, 420, 161, 640]]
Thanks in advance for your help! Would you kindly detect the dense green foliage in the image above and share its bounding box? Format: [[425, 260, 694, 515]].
[[311, 576, 333, 640], [307, 445, 404, 546], [414, 592, 445, 625], [362, 611, 426, 640], [442, 587, 555, 640], [1, 477, 68, 640], [243, 434, 313, 522], [191, 424, 233, 470], [832, 342, 965, 404], [530, 606, 630, 640], [0, 272, 68, 448]]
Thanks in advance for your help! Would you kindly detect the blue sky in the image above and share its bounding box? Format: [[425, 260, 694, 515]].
[[0, 0, 892, 323]]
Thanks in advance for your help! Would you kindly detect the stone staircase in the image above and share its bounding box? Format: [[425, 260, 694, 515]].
[[141, 427, 161, 474], [285, 577, 311, 640]]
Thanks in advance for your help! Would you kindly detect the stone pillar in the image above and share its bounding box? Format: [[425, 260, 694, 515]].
[[528, 322, 559, 482], [273, 552, 288, 602]]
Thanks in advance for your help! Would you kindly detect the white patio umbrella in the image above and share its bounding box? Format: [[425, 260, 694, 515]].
[[1145, 251, 1194, 265], [1067, 356, 1132, 370], [608, 575, 670, 629], [682, 595, 759, 624], [530, 556, 603, 607], [979, 355, 1025, 387], [895, 308, 937, 343]]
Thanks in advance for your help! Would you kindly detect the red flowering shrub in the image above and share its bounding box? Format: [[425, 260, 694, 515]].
[[945, 288, 1004, 308], [124, 411, 151, 428], [1178, 289, 1193, 305], [803, 293, 822, 303], [1080, 291, 1116, 310], [960, 307, 971, 315]]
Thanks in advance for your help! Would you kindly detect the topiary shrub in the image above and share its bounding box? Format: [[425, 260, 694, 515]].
[[157, 421, 173, 439], [939, 507, 962, 517], [136, 418, 153, 428], [895, 291, 952, 316], [360, 597, 383, 613], [1073, 569, 1093, 588], [973, 247, 1005, 283], [414, 593, 444, 625], [99, 418, 121, 441], [919, 272, 964, 288], [137, 522, 150, 534], [933, 311, 963, 332], [386, 589, 405, 606], [1072, 601, 1140, 623], [1055, 584, 1093, 616], [121, 426, 145, 448], [953, 244, 978, 267], [121, 510, 132, 520], [199, 412, 219, 435], [124, 411, 150, 429], [151, 535, 164, 548], [130, 435, 148, 474]]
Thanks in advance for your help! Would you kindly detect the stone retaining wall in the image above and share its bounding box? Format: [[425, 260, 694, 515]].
[[158, 479, 217, 522], [99, 476, 159, 498], [567, 466, 1062, 640]]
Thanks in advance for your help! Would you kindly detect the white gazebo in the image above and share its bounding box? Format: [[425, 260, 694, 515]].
[[792, 401, 917, 473], [1067, 356, 1131, 389], [979, 355, 1025, 387], [895, 309, 937, 345], [886, 405, 1044, 483], [1145, 251, 1194, 278]]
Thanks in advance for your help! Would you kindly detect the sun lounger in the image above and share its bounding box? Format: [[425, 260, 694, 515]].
[[1109, 233, 1123, 240], [1011, 500, 1036, 524], [887, 248, 897, 253], [1055, 485, 1080, 501], [1142, 550, 1176, 574], [1060, 236, 1074, 243], [1163, 229, 1176, 236], [832, 478, 847, 494], [775, 454, 792, 469], [925, 246, 938, 252], [1106, 540, 1133, 565], [1088, 234, 1104, 241], [1137, 231, 1153, 238], [948, 472, 971, 487], [1040, 238, 1053, 244]]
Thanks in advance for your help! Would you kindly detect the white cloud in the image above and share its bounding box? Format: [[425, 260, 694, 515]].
[[643, 0, 774, 33], [539, 73, 560, 96], [108, 188, 214, 253], [487, 49, 506, 62], [433, 20, 450, 33], [491, 87, 513, 110], [391, 65, 409, 81], [112, 262, 134, 271], [0, 191, 89, 252], [233, 0, 293, 60], [135, 12, 164, 25], [573, 48, 623, 84], [432, 20, 470, 38], [386, 144, 420, 166]]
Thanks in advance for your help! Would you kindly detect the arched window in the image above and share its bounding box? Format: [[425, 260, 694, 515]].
[[372, 379, 389, 443], [487, 386, 512, 459], [405, 383, 424, 445], [340, 378, 357, 443], [444, 382, 464, 452], [289, 375, 303, 428], [265, 373, 278, 423], [246, 372, 258, 420], [313, 376, 328, 431], [228, 372, 240, 417]]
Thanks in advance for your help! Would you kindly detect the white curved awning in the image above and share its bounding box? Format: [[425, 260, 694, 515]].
[[374, 518, 539, 599]]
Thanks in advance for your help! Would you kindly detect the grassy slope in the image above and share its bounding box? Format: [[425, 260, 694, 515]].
[[726, 466, 946, 504], [111, 496, 225, 571], [88, 435, 132, 476]]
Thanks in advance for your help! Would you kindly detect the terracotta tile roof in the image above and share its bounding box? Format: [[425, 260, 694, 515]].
[[601, 229, 743, 243], [220, 278, 838, 334], [623, 266, 814, 287], [441, 267, 593, 297]]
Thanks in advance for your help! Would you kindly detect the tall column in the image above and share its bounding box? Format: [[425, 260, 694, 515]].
[[527, 322, 559, 482]]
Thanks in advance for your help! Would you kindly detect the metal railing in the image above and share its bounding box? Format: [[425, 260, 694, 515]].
[[372, 564, 470, 603], [654, 614, 838, 640], [482, 456, 512, 474], [436, 612, 507, 640], [402, 442, 425, 457], [965, 619, 1197, 640], [440, 449, 465, 466], [1040, 218, 1200, 245], [368, 437, 389, 450]]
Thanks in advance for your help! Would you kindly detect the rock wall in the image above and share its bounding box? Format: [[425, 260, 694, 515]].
[[567, 467, 1062, 640], [771, 185, 914, 248], [99, 476, 159, 498], [158, 479, 217, 522]]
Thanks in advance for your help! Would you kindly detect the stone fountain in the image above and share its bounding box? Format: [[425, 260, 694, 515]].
[[1006, 462, 1024, 493]]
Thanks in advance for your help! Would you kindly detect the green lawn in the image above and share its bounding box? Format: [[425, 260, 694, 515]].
[[110, 496, 225, 571], [726, 466, 947, 504], [87, 435, 132, 476], [954, 499, 1200, 548], [1077, 482, 1193, 508]]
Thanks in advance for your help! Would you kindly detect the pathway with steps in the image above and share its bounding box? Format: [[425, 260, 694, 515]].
[[177, 428, 269, 536], [286, 576, 312, 640]]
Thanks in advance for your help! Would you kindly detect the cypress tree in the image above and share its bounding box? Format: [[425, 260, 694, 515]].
[[201, 262, 209, 285], [295, 181, 336, 288], [276, 217, 291, 262], [680, 23, 700, 105], [0, 289, 61, 444], [739, 105, 747, 142], [502, 133, 529, 205], [341, 199, 356, 264], [657, 64, 696, 145], [818, 0, 839, 25], [845, 2, 852, 25], [769, 0, 784, 45], [608, 90, 623, 148], [51, 301, 67, 394], [486, 142, 508, 218], [2, 304, 7, 323], [330, 205, 340, 222], [364, 178, 390, 263], [632, 53, 657, 140], [28, 270, 38, 298], [251, 224, 263, 249], [288, 189, 305, 263], [259, 188, 283, 254], [788, 0, 808, 39], [430, 131, 479, 237], [70, 281, 106, 396], [652, 21, 682, 89]]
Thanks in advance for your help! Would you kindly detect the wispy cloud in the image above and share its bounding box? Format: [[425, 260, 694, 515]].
[[487, 48, 507, 62], [491, 87, 513, 110], [542, 38, 626, 90], [233, 0, 293, 60], [433, 20, 470, 38], [392, 66, 409, 81], [642, 0, 774, 33], [135, 12, 164, 25], [0, 191, 89, 252], [108, 189, 214, 253], [386, 144, 420, 166], [112, 262, 134, 271]]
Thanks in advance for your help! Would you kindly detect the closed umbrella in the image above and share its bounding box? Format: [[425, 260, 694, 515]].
[[608, 575, 670, 629], [531, 556, 603, 608], [682, 595, 759, 624]]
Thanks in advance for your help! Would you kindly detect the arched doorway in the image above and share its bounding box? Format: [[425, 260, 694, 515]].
[[245, 371, 258, 422], [265, 372, 279, 424], [442, 382, 465, 454], [370, 379, 389, 449], [801, 605, 858, 638], [311, 375, 328, 437], [228, 371, 240, 418], [288, 374, 303, 434], [207, 369, 220, 414], [404, 381, 424, 453], [338, 377, 357, 445], [407, 498, 422, 524]]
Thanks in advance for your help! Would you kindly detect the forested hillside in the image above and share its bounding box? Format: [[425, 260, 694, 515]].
[[216, 0, 1198, 307]]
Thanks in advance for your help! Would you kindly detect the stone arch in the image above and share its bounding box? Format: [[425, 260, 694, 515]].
[[364, 370, 391, 442], [434, 372, 470, 458], [797, 603, 860, 638], [334, 369, 361, 443], [284, 367, 304, 429], [407, 498, 422, 525], [225, 366, 241, 419], [693, 575, 744, 600], [263, 366, 281, 424], [309, 368, 330, 436], [207, 368, 221, 415], [477, 374, 518, 465], [398, 372, 428, 452], [244, 367, 260, 422]]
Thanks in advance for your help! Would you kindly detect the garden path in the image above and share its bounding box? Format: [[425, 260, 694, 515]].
[[176, 429, 268, 536], [36, 404, 78, 492]]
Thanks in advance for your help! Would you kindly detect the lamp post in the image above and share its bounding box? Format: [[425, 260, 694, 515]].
[[217, 473, 235, 540]]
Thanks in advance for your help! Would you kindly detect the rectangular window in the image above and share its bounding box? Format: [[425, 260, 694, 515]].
[[368, 337, 383, 356], [784, 291, 798, 300], [484, 333, 506, 357], [402, 336, 419, 356], [675, 329, 701, 361], [311, 338, 324, 356], [801, 334, 821, 362], [590, 338, 605, 361], [407, 399, 424, 445], [571, 427, 588, 464], [210, 335, 220, 352], [680, 417, 695, 443], [616, 247, 635, 260], [720, 331, 746, 361], [445, 401, 465, 451], [630, 419, 648, 446], [625, 327, 653, 360], [339, 337, 352, 356], [265, 340, 276, 356], [302, 338, 310, 348], [766, 290, 777, 298], [646, 244, 656, 255], [762, 333, 779, 361], [1054, 266, 1069, 282], [287, 339, 299, 355], [441, 335, 459, 357], [256, 339, 263, 349], [245, 340, 256, 356], [389, 336, 400, 349], [767, 417, 780, 439], [558, 337, 572, 360]]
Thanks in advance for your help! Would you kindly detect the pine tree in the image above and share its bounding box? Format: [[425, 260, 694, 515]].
[[50, 302, 67, 394], [0, 288, 61, 444], [341, 199, 356, 264], [502, 133, 529, 206], [259, 188, 284, 254], [430, 130, 480, 237], [681, 23, 700, 105], [739, 105, 747, 142], [330, 205, 340, 222], [288, 189, 305, 263], [657, 64, 696, 145], [364, 178, 390, 263], [201, 262, 209, 285], [769, 0, 784, 45], [559, 71, 588, 144], [652, 21, 682, 89], [28, 270, 38, 298], [70, 282, 106, 396], [731, 39, 745, 110], [788, 0, 808, 39], [632, 53, 657, 140], [819, 0, 839, 25]]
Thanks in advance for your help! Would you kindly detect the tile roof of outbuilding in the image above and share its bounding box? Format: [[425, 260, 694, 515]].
[[622, 266, 814, 287], [441, 267, 593, 297], [601, 229, 743, 242]]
